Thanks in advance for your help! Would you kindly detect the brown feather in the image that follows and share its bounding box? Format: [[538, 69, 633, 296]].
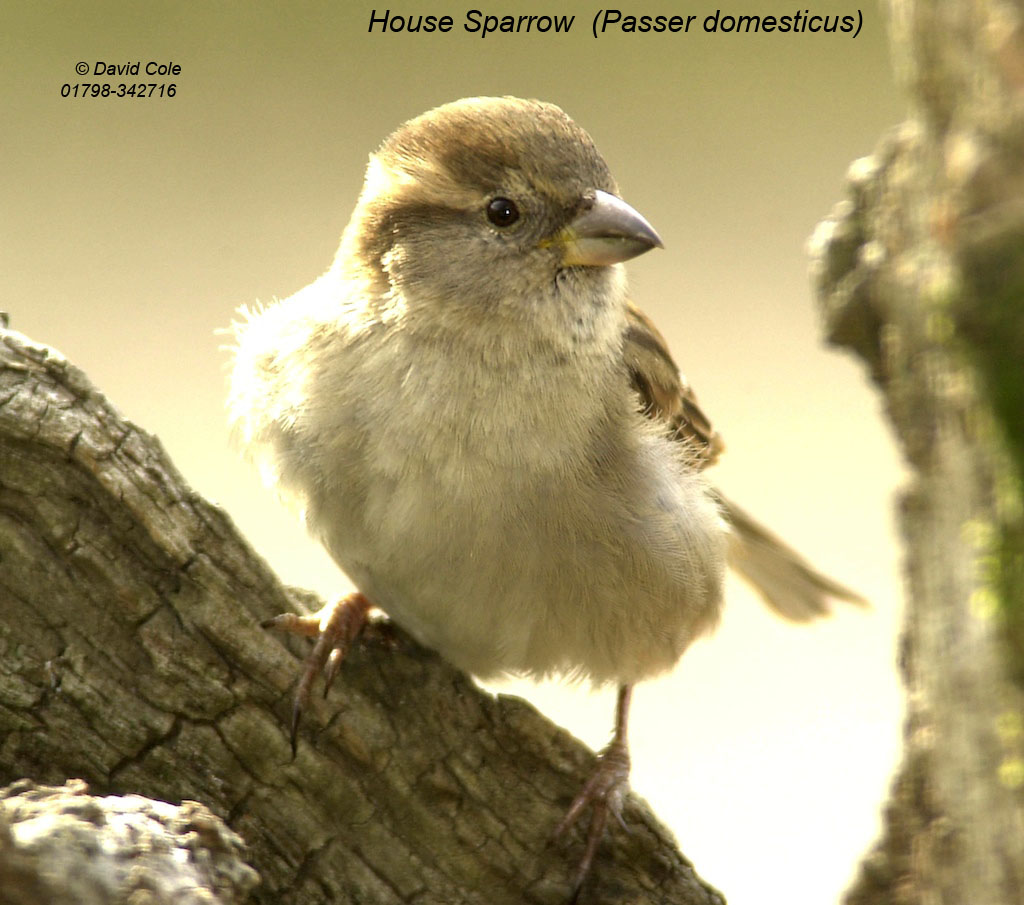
[[623, 302, 724, 467], [622, 301, 867, 621]]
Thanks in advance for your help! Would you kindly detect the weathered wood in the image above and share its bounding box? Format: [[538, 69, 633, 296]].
[[0, 325, 724, 904]]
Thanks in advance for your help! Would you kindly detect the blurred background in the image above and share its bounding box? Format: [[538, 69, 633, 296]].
[[3, 2, 908, 902]]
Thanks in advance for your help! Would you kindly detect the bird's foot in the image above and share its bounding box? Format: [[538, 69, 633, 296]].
[[553, 738, 631, 903], [261, 591, 372, 754]]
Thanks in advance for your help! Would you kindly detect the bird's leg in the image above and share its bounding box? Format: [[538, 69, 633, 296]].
[[261, 591, 372, 754], [554, 683, 633, 901]]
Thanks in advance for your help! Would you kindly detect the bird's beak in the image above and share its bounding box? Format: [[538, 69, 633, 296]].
[[550, 190, 664, 267]]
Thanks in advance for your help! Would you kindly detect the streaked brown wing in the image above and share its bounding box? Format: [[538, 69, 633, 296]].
[[623, 301, 724, 467], [622, 300, 866, 620]]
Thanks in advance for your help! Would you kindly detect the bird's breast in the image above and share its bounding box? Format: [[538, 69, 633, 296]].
[[301, 321, 727, 684]]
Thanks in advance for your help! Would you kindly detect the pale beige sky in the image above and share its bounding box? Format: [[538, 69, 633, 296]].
[[4, 3, 908, 902]]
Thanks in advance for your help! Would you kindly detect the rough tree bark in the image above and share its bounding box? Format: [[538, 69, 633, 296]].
[[810, 2, 1024, 903], [0, 322, 724, 905]]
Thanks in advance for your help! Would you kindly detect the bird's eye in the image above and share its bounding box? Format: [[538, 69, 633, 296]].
[[486, 197, 519, 227]]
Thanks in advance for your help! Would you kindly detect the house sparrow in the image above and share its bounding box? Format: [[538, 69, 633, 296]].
[[227, 96, 863, 899]]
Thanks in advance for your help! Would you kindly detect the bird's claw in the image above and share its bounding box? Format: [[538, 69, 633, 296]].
[[554, 740, 631, 902], [262, 591, 371, 755]]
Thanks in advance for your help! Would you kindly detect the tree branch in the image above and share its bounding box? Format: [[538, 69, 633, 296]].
[[0, 325, 724, 904]]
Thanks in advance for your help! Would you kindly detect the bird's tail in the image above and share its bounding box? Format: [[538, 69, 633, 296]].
[[715, 492, 868, 622]]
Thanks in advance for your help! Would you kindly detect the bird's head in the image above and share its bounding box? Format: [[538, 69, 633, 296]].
[[339, 97, 662, 345]]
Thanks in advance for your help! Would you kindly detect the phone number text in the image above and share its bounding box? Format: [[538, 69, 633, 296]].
[[60, 83, 177, 98]]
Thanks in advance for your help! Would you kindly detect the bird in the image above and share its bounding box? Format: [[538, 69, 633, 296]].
[[226, 95, 864, 900]]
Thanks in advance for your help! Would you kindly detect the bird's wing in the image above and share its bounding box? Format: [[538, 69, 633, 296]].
[[623, 302, 725, 466], [622, 301, 866, 621]]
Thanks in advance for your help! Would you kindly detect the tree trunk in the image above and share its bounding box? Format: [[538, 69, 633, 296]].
[[0, 324, 724, 904], [810, 2, 1024, 903]]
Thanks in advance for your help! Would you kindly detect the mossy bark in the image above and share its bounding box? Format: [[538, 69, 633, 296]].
[[811, 3, 1024, 902]]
